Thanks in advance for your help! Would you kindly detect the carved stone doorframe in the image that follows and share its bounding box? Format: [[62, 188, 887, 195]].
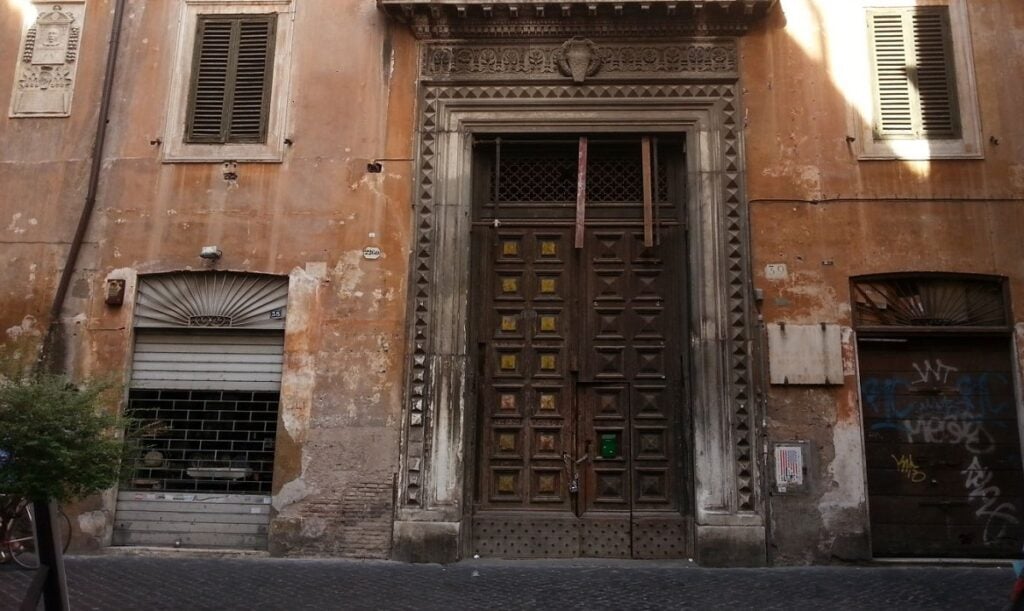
[[393, 78, 764, 565]]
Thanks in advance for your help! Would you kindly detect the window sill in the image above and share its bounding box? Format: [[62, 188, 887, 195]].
[[857, 138, 984, 161], [161, 143, 285, 164]]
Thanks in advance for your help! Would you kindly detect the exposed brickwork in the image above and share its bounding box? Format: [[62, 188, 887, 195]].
[[273, 477, 394, 558]]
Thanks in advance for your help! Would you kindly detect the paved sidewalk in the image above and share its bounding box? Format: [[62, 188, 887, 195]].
[[0, 555, 1013, 610]]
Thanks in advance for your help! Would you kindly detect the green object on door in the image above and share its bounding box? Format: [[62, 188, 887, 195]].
[[599, 433, 618, 459]]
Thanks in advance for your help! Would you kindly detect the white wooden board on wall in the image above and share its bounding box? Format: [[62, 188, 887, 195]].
[[767, 323, 843, 385]]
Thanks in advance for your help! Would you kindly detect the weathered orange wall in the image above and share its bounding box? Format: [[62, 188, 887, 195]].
[[742, 0, 1024, 563], [1, 1, 418, 556]]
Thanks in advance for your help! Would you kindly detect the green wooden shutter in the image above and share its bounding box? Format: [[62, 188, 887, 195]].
[[185, 15, 276, 144], [868, 7, 960, 140]]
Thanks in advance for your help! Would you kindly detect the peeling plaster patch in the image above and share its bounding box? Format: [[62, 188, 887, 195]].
[[775, 272, 841, 321], [1010, 165, 1024, 193], [761, 164, 822, 199], [299, 516, 328, 538], [841, 326, 856, 376], [273, 474, 315, 512], [333, 251, 366, 298], [818, 420, 867, 530], [7, 213, 26, 234], [77, 510, 109, 538], [5, 315, 39, 340]]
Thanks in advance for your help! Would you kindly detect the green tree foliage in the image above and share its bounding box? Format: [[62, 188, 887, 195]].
[[0, 375, 124, 503]]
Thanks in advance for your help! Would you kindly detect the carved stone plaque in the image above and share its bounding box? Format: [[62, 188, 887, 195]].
[[9, 2, 86, 118]]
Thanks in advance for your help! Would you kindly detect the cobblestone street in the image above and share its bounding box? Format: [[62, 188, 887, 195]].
[[0, 555, 1013, 610]]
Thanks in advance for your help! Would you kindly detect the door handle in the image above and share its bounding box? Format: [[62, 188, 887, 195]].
[[575, 454, 590, 464]]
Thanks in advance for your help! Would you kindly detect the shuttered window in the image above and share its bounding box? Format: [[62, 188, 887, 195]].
[[185, 15, 276, 144], [868, 7, 960, 140]]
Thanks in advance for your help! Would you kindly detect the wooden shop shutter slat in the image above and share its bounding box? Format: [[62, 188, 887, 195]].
[[185, 15, 276, 144], [868, 7, 959, 140]]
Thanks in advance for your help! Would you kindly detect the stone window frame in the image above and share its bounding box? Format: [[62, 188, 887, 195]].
[[161, 0, 295, 163], [850, 0, 982, 160]]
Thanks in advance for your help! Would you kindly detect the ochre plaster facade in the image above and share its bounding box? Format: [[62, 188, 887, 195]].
[[0, 0, 1020, 564]]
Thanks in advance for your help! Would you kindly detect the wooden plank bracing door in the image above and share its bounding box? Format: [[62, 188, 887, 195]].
[[859, 336, 1023, 558], [470, 134, 690, 559]]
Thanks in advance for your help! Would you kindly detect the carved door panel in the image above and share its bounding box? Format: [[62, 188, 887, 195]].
[[473, 225, 689, 558], [579, 227, 686, 558], [477, 228, 577, 516]]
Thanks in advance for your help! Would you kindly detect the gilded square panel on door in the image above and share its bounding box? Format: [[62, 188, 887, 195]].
[[496, 234, 525, 261], [495, 309, 524, 338], [496, 274, 525, 300], [534, 234, 565, 262], [534, 309, 562, 338], [490, 468, 524, 502], [533, 386, 564, 417], [530, 426, 564, 458], [530, 468, 565, 503], [534, 349, 564, 378], [493, 346, 524, 377], [492, 427, 522, 458], [535, 273, 564, 301], [493, 385, 524, 415]]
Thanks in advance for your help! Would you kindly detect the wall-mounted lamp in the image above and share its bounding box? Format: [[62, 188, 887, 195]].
[[200, 245, 222, 260]]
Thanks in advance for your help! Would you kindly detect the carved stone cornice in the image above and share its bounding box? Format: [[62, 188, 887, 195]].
[[378, 0, 777, 39], [421, 40, 738, 82]]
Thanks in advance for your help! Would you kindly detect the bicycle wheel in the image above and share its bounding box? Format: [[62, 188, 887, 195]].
[[57, 508, 72, 553], [9, 504, 38, 569]]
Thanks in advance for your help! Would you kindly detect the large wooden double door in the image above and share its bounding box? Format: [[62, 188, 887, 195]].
[[471, 222, 690, 558]]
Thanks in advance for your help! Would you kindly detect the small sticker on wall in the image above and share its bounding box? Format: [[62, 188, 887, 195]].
[[774, 444, 804, 493], [363, 246, 382, 260]]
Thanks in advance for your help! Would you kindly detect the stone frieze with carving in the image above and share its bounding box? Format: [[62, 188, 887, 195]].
[[422, 41, 738, 81]]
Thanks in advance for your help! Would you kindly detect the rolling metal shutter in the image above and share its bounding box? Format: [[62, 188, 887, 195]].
[[115, 329, 284, 550], [129, 331, 284, 392]]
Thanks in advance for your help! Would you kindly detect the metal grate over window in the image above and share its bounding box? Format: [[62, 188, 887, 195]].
[[485, 139, 671, 203], [853, 275, 1008, 329], [124, 388, 278, 494]]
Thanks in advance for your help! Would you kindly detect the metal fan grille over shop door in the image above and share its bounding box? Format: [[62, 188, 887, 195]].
[[471, 135, 691, 558]]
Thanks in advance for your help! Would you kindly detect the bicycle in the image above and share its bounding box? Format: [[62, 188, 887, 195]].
[[0, 496, 71, 569]]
